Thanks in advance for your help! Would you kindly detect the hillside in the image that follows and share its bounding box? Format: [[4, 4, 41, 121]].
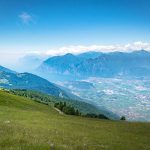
[[7, 89, 105, 116], [0, 65, 16, 74], [0, 91, 150, 150], [0, 67, 74, 99]]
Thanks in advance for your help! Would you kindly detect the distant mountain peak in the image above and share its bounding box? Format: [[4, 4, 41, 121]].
[[131, 50, 150, 56], [64, 53, 75, 57]]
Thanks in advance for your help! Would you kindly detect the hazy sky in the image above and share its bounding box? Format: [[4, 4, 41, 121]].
[[0, 0, 150, 66]]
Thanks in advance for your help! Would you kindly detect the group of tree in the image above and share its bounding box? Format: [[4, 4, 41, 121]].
[[84, 113, 109, 120], [6, 89, 55, 105], [54, 101, 111, 120], [54, 102, 81, 116]]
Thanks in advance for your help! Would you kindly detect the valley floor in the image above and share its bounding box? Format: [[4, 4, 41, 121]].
[[0, 91, 150, 150]]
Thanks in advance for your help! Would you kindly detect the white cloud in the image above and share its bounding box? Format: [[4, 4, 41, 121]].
[[19, 12, 33, 24], [28, 41, 150, 56]]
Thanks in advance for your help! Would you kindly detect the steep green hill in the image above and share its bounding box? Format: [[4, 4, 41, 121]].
[[6, 89, 116, 118], [0, 91, 150, 150]]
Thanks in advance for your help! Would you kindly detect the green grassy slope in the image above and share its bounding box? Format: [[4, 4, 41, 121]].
[[7, 89, 106, 115], [0, 91, 150, 150], [7, 89, 118, 119]]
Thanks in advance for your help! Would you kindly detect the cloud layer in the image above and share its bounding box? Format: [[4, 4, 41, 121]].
[[29, 41, 150, 56]]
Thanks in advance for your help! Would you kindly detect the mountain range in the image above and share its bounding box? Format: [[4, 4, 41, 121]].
[[38, 50, 150, 79]]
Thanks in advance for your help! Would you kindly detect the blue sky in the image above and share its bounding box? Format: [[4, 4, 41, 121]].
[[0, 0, 150, 65]]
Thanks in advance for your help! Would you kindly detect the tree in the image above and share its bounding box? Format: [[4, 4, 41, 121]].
[[75, 109, 79, 116], [120, 116, 126, 121], [63, 102, 66, 107]]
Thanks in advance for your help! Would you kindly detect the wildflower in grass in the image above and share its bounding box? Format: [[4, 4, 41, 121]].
[[4, 120, 10, 124]]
